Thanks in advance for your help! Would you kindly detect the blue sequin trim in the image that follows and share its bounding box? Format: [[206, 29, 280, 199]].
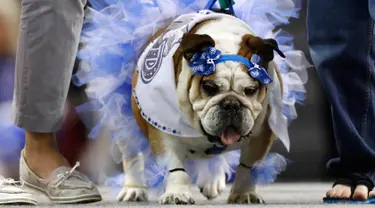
[[133, 89, 181, 135]]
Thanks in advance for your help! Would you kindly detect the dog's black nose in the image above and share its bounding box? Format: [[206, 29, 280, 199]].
[[220, 96, 241, 111]]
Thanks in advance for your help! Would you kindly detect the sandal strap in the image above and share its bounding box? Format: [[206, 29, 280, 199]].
[[326, 173, 374, 201], [351, 173, 375, 191], [332, 178, 352, 188], [332, 177, 356, 198]]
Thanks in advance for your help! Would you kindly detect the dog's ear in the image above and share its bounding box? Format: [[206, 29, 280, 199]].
[[263, 38, 285, 58], [180, 33, 215, 61], [243, 34, 285, 63]]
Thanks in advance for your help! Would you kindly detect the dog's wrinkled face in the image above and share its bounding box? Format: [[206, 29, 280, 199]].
[[179, 33, 283, 146], [197, 65, 261, 146]]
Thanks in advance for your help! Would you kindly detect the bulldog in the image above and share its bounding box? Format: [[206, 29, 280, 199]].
[[116, 10, 285, 204]]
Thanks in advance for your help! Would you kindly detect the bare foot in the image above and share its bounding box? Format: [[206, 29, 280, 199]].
[[369, 188, 375, 198], [352, 185, 368, 200], [327, 184, 372, 201], [326, 184, 351, 199], [24, 132, 71, 179]]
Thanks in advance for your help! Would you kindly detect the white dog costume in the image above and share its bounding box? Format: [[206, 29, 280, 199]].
[[73, 0, 310, 196]]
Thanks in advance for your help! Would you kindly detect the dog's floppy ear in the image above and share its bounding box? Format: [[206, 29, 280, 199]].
[[243, 34, 285, 63], [180, 33, 215, 61], [263, 38, 285, 58]]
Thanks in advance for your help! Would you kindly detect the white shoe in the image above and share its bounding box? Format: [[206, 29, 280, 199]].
[[0, 176, 37, 205], [19, 150, 102, 204]]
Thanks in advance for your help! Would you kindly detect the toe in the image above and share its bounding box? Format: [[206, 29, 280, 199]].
[[140, 191, 148, 201], [217, 177, 226, 194], [352, 185, 368, 200], [340, 186, 351, 198], [202, 183, 211, 199], [369, 188, 375, 198], [135, 191, 142, 201], [210, 183, 219, 199], [116, 189, 126, 201], [326, 185, 351, 198], [326, 188, 335, 197], [124, 190, 136, 201]]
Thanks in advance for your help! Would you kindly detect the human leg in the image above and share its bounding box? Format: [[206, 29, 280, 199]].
[[14, 0, 85, 179], [13, 0, 101, 203], [307, 0, 375, 201]]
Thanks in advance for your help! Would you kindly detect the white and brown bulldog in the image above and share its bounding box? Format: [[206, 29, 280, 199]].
[[117, 10, 285, 204]]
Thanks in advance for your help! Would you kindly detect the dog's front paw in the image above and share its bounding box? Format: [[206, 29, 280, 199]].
[[159, 192, 195, 205], [117, 186, 148, 202], [198, 174, 226, 200], [227, 192, 265, 204]]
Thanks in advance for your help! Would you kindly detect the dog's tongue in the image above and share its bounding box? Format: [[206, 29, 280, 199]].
[[220, 127, 241, 146]]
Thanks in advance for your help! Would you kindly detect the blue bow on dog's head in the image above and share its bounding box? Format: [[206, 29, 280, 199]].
[[188, 46, 273, 85], [189, 47, 221, 76], [248, 54, 273, 85]]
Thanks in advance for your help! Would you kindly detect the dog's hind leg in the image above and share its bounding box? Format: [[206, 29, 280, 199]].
[[227, 113, 274, 204], [116, 152, 148, 202]]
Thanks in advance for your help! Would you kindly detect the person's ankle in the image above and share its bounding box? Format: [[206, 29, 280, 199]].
[[24, 131, 56, 152], [23, 131, 59, 165], [22, 131, 70, 178]]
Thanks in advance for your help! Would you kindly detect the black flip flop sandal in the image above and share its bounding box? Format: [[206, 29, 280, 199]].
[[352, 173, 375, 203], [323, 177, 355, 203], [323, 173, 375, 204]]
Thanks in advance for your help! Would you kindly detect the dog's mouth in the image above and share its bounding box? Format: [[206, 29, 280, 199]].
[[220, 126, 241, 145], [200, 122, 251, 146]]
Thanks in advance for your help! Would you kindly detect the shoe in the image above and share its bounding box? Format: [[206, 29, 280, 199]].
[[323, 173, 375, 204], [19, 150, 102, 204], [0, 176, 37, 205]]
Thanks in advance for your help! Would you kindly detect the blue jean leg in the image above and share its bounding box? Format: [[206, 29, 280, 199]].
[[307, 0, 375, 177]]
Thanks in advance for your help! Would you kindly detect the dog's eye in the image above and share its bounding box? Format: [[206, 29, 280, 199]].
[[202, 80, 220, 96], [244, 86, 258, 96]]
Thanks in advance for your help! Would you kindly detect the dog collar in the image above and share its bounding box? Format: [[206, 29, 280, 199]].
[[189, 46, 272, 85]]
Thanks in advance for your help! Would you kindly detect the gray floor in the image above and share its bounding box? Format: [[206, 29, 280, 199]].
[[13, 183, 373, 207]]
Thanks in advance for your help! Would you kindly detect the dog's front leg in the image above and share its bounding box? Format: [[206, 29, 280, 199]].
[[159, 136, 194, 205], [227, 123, 274, 204], [196, 159, 226, 200], [117, 153, 148, 202]]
